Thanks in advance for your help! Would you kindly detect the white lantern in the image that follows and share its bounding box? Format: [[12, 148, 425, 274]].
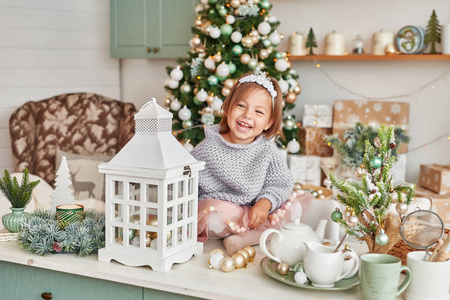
[[98, 99, 205, 272]]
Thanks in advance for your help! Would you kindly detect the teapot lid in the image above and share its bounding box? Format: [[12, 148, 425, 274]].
[[282, 218, 312, 231]]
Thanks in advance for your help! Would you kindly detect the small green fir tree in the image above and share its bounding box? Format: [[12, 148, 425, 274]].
[[0, 169, 40, 208], [424, 9, 441, 54], [330, 125, 415, 253], [306, 27, 317, 55]]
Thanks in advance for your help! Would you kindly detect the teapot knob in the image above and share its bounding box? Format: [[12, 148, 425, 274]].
[[293, 217, 301, 225]]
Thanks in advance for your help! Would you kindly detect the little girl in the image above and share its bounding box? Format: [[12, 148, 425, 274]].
[[192, 71, 305, 255]]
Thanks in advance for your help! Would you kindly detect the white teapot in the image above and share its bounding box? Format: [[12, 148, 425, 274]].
[[259, 218, 327, 267]]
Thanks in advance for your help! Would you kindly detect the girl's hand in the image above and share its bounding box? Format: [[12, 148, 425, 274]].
[[248, 198, 271, 229]]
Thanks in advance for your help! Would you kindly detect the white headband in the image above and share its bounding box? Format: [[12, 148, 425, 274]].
[[237, 71, 277, 107]]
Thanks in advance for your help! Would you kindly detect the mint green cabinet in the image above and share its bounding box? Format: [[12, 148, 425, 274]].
[[110, 0, 197, 58]]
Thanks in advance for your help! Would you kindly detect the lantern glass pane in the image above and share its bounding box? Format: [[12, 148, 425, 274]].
[[146, 231, 157, 249], [129, 204, 140, 218], [188, 178, 194, 195], [114, 181, 123, 198], [167, 183, 174, 201], [177, 226, 183, 244], [187, 222, 193, 240], [178, 181, 184, 198], [167, 206, 173, 225], [177, 203, 184, 221], [188, 200, 193, 217], [114, 203, 123, 222], [146, 184, 158, 203], [114, 226, 123, 245], [129, 182, 141, 201], [129, 212, 140, 226], [146, 208, 158, 226]]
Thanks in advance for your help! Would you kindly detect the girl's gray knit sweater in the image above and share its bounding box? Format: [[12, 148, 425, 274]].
[[191, 125, 294, 212]]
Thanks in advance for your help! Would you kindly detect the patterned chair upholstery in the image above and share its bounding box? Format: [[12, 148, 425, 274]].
[[9, 93, 137, 186]]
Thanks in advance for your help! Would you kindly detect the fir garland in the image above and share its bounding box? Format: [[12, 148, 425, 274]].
[[17, 209, 105, 257]]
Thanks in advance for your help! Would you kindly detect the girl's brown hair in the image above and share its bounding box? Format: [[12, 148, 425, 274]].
[[219, 72, 283, 140]]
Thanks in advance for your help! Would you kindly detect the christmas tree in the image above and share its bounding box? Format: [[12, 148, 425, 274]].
[[306, 27, 317, 55], [330, 125, 416, 253], [164, 0, 301, 151], [424, 9, 441, 54], [51, 156, 74, 212]]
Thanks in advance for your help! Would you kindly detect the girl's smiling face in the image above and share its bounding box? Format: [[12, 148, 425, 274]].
[[222, 88, 273, 144]]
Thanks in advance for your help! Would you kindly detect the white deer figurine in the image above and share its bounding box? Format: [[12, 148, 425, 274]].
[[70, 166, 96, 199]]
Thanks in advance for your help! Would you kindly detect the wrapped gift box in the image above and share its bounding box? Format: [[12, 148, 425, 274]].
[[415, 187, 450, 223], [302, 104, 333, 128], [298, 126, 333, 157], [419, 164, 450, 195], [287, 154, 321, 186], [332, 100, 409, 153]]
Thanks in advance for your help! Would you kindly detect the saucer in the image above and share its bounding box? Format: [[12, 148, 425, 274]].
[[260, 257, 359, 291]]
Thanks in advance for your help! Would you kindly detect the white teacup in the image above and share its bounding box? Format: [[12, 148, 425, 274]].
[[300, 241, 360, 287]]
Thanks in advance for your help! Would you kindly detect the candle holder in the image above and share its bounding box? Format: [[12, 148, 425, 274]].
[[320, 157, 338, 190], [56, 204, 84, 229]]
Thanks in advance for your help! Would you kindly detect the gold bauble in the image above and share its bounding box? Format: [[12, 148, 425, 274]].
[[240, 53, 251, 64], [214, 110, 223, 117], [195, 18, 203, 28], [282, 100, 286, 108], [277, 262, 290, 275], [294, 182, 303, 191], [293, 85, 302, 95], [258, 62, 265, 70], [242, 36, 253, 48], [147, 215, 158, 227], [221, 87, 230, 97], [206, 94, 215, 104], [145, 233, 152, 246], [385, 43, 397, 55], [232, 253, 247, 269], [164, 97, 171, 107], [192, 36, 202, 48], [230, 0, 240, 8], [148, 231, 158, 240], [287, 61, 292, 69], [253, 0, 259, 3], [285, 91, 297, 104], [259, 49, 269, 60], [237, 249, 250, 263], [220, 257, 236, 272], [224, 79, 234, 89], [193, 86, 199, 95], [251, 36, 259, 45], [213, 53, 222, 63], [240, 0, 247, 4], [250, 29, 259, 38], [210, 248, 225, 257], [166, 230, 172, 241], [243, 246, 256, 259], [129, 214, 140, 224]]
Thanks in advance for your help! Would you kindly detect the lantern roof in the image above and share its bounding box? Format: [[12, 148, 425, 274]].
[[104, 98, 201, 172]]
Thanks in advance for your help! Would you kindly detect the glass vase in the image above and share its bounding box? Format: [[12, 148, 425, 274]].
[[2, 207, 29, 233]]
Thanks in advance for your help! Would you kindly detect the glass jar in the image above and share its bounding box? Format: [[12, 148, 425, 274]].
[[351, 35, 366, 54]]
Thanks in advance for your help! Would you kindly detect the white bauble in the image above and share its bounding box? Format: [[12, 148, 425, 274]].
[[257, 21, 271, 35], [178, 106, 192, 121], [275, 59, 288, 72], [210, 27, 221, 39], [231, 31, 243, 43], [216, 63, 230, 77], [287, 139, 300, 154], [196, 89, 208, 102], [226, 15, 235, 24], [269, 31, 281, 45], [278, 79, 289, 93], [170, 67, 183, 81], [204, 57, 216, 70], [211, 97, 224, 111], [268, 15, 278, 23], [168, 79, 179, 89], [287, 78, 298, 89], [170, 99, 182, 111], [164, 77, 171, 87], [210, 253, 224, 269], [183, 142, 194, 152]]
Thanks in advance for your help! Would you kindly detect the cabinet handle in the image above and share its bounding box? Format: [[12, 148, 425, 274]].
[[153, 47, 159, 53], [41, 292, 53, 299], [146, 47, 151, 53]]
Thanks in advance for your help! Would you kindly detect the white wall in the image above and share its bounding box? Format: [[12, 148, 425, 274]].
[[121, 0, 450, 184], [0, 0, 120, 171]]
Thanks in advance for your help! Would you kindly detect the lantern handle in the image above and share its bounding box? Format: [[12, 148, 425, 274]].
[[183, 166, 192, 177], [140, 98, 157, 111]]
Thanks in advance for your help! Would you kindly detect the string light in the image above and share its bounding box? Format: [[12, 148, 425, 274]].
[[408, 131, 450, 153]]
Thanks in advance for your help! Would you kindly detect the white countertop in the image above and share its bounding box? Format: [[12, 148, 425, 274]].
[[0, 239, 373, 300]]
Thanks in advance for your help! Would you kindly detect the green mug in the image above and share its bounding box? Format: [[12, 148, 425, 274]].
[[360, 254, 411, 300]]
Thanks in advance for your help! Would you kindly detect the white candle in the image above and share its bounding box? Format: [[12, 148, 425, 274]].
[[290, 32, 306, 56], [442, 24, 450, 54], [325, 31, 346, 55], [372, 30, 394, 55]]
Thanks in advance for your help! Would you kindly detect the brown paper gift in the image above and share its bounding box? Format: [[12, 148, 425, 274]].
[[419, 164, 450, 195], [415, 187, 450, 222], [298, 126, 333, 157], [332, 100, 409, 153]]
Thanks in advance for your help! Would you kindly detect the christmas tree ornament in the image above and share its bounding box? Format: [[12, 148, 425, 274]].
[[278, 79, 289, 94], [196, 89, 208, 102], [228, 62, 237, 73], [224, 79, 234, 89], [204, 57, 216, 70], [258, 61, 265, 70], [167, 79, 179, 89], [354, 166, 365, 178], [218, 7, 227, 17], [283, 117, 295, 130], [269, 31, 281, 45], [370, 156, 382, 169], [260, 0, 270, 9], [194, 4, 204, 15], [248, 58, 258, 69], [183, 141, 194, 152], [287, 78, 298, 89], [375, 229, 389, 246], [240, 53, 251, 64], [259, 49, 269, 59], [207, 75, 219, 86], [311, 190, 319, 198], [213, 53, 222, 62], [230, 0, 240, 8], [182, 120, 193, 129], [275, 59, 288, 72], [396, 202, 408, 215], [242, 246, 256, 259], [178, 106, 192, 121], [232, 45, 243, 55], [373, 136, 381, 147], [294, 270, 308, 284], [242, 36, 254, 48], [424, 10, 441, 54], [216, 62, 230, 77], [389, 142, 397, 149], [257, 21, 271, 35], [209, 253, 224, 269], [262, 38, 272, 48], [347, 212, 359, 227], [293, 182, 302, 191], [190, 36, 202, 49], [164, 97, 171, 107], [231, 31, 243, 43], [170, 67, 184, 81], [293, 85, 302, 95], [211, 97, 223, 111], [275, 51, 283, 59], [277, 262, 290, 275], [205, 25, 212, 35], [195, 17, 203, 28], [287, 139, 300, 154], [226, 15, 235, 25], [209, 27, 221, 39], [331, 208, 343, 222], [220, 257, 235, 272], [251, 36, 259, 44], [221, 87, 230, 97], [210, 248, 225, 257], [285, 91, 297, 104], [169, 98, 182, 111], [206, 94, 215, 104], [180, 83, 192, 94], [208, 0, 218, 4], [220, 24, 232, 36], [232, 253, 247, 269], [250, 29, 260, 38]]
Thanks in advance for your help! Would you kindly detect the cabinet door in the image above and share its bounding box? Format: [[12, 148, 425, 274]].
[[144, 287, 201, 299], [110, 0, 196, 58], [0, 261, 142, 300]]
